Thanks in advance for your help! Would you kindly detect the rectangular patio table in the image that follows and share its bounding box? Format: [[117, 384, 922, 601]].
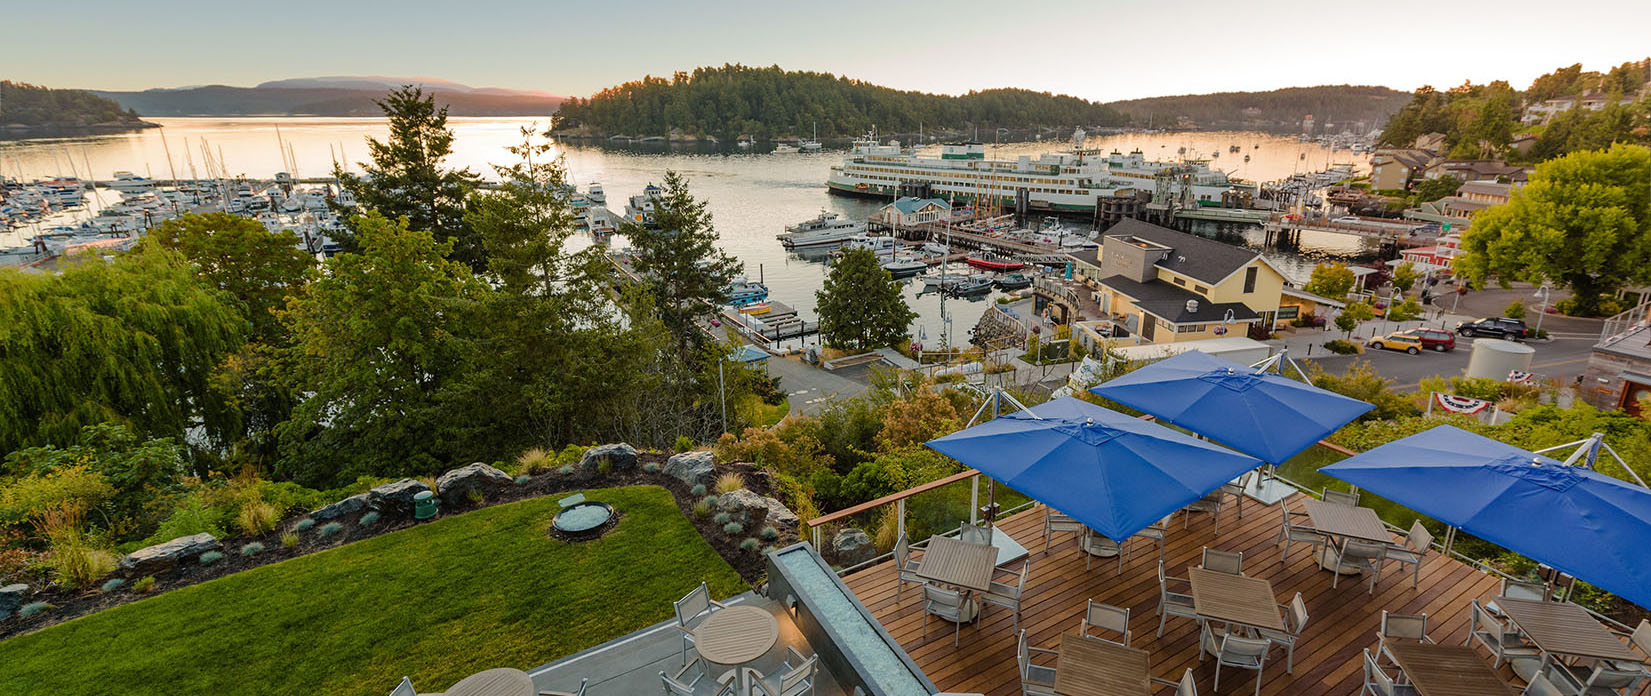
[[1302, 498, 1392, 573], [1188, 567, 1285, 633], [915, 535, 998, 593], [1497, 597, 1641, 664], [1386, 643, 1515, 696], [983, 526, 1030, 568], [1053, 632, 1150, 696]]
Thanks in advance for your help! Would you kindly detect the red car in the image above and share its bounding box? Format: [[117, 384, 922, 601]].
[[1399, 328, 1456, 352]]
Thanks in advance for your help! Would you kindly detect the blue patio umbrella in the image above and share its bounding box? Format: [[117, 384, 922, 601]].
[[925, 396, 1262, 541], [1088, 350, 1374, 466], [1320, 425, 1651, 610]]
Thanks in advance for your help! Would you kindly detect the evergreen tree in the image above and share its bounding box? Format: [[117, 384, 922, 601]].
[[333, 86, 483, 269], [816, 248, 917, 351], [144, 212, 313, 345], [624, 170, 742, 360]]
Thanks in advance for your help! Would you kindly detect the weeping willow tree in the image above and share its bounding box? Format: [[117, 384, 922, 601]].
[[0, 246, 246, 454]]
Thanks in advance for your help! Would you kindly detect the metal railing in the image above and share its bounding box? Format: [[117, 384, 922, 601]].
[[1598, 299, 1651, 347]]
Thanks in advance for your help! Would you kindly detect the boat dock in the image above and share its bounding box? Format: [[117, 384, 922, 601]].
[[723, 301, 819, 343], [1262, 215, 1434, 247]]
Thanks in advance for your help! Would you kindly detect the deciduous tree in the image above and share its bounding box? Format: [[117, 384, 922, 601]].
[[1303, 262, 1356, 301]]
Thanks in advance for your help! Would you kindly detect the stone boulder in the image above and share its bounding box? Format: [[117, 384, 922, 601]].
[[832, 528, 876, 566], [309, 493, 369, 521], [436, 463, 514, 505], [0, 584, 27, 621], [716, 488, 801, 534], [120, 533, 220, 576], [663, 451, 716, 489], [580, 443, 638, 471], [367, 479, 432, 516]]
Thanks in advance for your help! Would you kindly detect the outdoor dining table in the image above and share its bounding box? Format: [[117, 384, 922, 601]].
[[1188, 567, 1286, 633], [1386, 643, 1516, 696], [981, 525, 1030, 567], [1053, 631, 1151, 696], [445, 668, 535, 696], [1496, 597, 1643, 682], [693, 604, 780, 696], [915, 535, 999, 622], [1301, 498, 1392, 574]]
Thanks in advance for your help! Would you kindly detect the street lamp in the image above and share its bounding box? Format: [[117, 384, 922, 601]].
[[1532, 283, 1552, 333]]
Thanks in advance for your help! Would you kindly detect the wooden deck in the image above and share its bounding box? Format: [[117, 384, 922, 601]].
[[843, 495, 1507, 696]]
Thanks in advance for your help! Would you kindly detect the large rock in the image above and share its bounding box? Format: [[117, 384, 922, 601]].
[[832, 529, 876, 566], [120, 533, 220, 576], [580, 443, 638, 471], [716, 489, 800, 534], [0, 584, 27, 621], [436, 463, 514, 505], [663, 451, 716, 489], [367, 479, 432, 516], [309, 493, 369, 521]]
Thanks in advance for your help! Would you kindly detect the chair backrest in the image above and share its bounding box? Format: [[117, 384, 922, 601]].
[[1084, 600, 1130, 641], [1016, 628, 1032, 677], [1008, 559, 1030, 592], [1470, 600, 1503, 637], [1219, 635, 1269, 661], [1364, 648, 1398, 696], [924, 584, 966, 618], [1201, 547, 1243, 575], [1577, 663, 1643, 689], [895, 533, 910, 568], [1172, 667, 1197, 696], [1085, 527, 1121, 553], [1324, 488, 1360, 506], [1381, 611, 1428, 642], [1404, 520, 1434, 554], [1157, 560, 1173, 595], [1502, 578, 1550, 602], [1286, 592, 1309, 634], [675, 582, 711, 626], [389, 677, 416, 696], [1343, 537, 1387, 560], [1630, 619, 1651, 657], [1522, 671, 1564, 696], [961, 522, 991, 546], [780, 655, 818, 690], [660, 670, 695, 695]]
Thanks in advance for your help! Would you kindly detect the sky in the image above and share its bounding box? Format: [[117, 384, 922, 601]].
[[6, 0, 1649, 102]]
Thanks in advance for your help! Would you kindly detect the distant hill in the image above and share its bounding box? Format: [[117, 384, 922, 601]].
[[1104, 86, 1412, 133], [91, 77, 565, 117], [0, 81, 158, 132]]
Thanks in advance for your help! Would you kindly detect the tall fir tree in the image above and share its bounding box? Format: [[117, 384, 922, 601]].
[[816, 248, 917, 351], [624, 170, 742, 360]]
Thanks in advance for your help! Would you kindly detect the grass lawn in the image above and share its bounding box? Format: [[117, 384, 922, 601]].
[[0, 486, 745, 696]]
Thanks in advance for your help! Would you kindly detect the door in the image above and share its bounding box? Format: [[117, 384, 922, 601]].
[[1142, 314, 1157, 341]]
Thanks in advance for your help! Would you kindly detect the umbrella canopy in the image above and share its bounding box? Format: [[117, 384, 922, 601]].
[[1089, 350, 1373, 464], [925, 396, 1262, 541], [1320, 425, 1651, 610]]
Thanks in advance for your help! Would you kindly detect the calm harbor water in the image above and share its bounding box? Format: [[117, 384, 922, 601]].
[[2, 118, 1375, 348]]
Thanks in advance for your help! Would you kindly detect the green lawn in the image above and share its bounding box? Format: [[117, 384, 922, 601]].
[[0, 486, 745, 696]]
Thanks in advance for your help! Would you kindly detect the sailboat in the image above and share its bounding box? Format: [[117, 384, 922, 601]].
[[799, 122, 822, 152]]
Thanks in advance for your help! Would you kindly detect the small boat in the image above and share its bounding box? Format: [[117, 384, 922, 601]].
[[947, 275, 994, 296], [798, 123, 822, 152], [105, 171, 154, 192], [841, 234, 899, 257], [995, 272, 1033, 290], [966, 254, 1024, 272], [725, 278, 770, 306], [777, 210, 865, 249], [587, 183, 605, 204], [773, 143, 800, 154], [881, 255, 927, 278], [738, 302, 771, 314]]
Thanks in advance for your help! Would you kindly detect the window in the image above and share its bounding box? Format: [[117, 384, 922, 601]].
[[1243, 267, 1258, 293], [1194, 285, 1208, 294], [1176, 324, 1204, 334], [1173, 277, 1186, 286]]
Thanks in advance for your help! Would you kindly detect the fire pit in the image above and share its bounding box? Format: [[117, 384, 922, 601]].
[[551, 500, 615, 541]]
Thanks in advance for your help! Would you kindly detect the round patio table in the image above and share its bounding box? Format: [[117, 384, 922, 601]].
[[446, 667, 535, 696], [694, 605, 779, 695]]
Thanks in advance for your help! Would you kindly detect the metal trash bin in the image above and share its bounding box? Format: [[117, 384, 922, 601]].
[[414, 490, 437, 520]]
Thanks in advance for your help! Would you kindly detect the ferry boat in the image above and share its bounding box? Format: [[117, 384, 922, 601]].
[[777, 210, 866, 249], [724, 278, 770, 306], [825, 135, 1254, 214]]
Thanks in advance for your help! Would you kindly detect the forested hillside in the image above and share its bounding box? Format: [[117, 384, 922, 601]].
[[0, 81, 154, 130], [550, 64, 1128, 139], [1104, 85, 1411, 132], [93, 85, 564, 117]]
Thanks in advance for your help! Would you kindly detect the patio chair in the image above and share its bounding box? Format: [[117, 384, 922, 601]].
[[1522, 671, 1566, 696], [1043, 506, 1084, 553], [1081, 600, 1131, 647], [1221, 470, 1257, 521], [1362, 648, 1418, 696], [660, 657, 735, 696], [1383, 521, 1433, 590], [984, 559, 1029, 632], [1606, 620, 1651, 681], [1254, 592, 1309, 673], [1549, 662, 1647, 696], [389, 677, 416, 696], [539, 676, 588, 696], [747, 646, 817, 696], [1181, 490, 1223, 530], [894, 533, 926, 603], [1324, 488, 1361, 506], [1330, 538, 1387, 595], [1201, 624, 1270, 696], [1017, 628, 1060, 696], [922, 584, 970, 647], [960, 521, 992, 546], [1378, 611, 1433, 666], [672, 581, 727, 666], [1275, 504, 1326, 565], [1465, 600, 1540, 668], [1150, 668, 1198, 696], [1082, 527, 1125, 575], [1200, 547, 1244, 576], [1157, 560, 1201, 638], [1489, 577, 1553, 617], [1129, 515, 1170, 566]]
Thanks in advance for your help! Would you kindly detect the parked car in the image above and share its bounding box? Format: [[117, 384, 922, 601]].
[[1399, 328, 1457, 352], [1456, 317, 1528, 340], [1368, 332, 1423, 354]]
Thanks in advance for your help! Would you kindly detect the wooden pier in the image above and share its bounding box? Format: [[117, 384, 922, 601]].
[[1262, 216, 1433, 248]]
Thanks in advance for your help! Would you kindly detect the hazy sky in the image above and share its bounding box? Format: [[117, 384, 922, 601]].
[[6, 0, 1647, 101]]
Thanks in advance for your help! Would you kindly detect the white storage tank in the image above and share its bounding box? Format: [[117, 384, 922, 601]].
[[1465, 338, 1535, 380]]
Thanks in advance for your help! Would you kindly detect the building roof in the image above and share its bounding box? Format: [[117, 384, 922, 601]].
[[1098, 219, 1262, 285], [888, 196, 951, 215], [1458, 181, 1512, 198], [1281, 285, 1347, 309], [1099, 274, 1261, 324], [1374, 148, 1437, 169], [1431, 159, 1533, 182], [731, 345, 771, 363]]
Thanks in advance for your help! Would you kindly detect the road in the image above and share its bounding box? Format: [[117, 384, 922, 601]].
[[1303, 332, 1598, 391]]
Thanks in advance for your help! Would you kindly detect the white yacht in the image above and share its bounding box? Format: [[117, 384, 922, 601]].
[[841, 234, 899, 257], [881, 255, 927, 278], [105, 171, 155, 193], [587, 183, 606, 205], [776, 210, 865, 249], [773, 143, 800, 154], [798, 123, 823, 152]]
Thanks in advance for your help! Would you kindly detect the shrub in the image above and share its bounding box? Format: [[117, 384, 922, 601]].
[[1310, 360, 1419, 421], [318, 522, 343, 537], [515, 447, 551, 475], [132, 576, 156, 593], [692, 500, 712, 518], [1504, 299, 1526, 319], [359, 511, 380, 527], [674, 435, 695, 453], [702, 495, 718, 508], [19, 601, 51, 619], [280, 531, 299, 549], [240, 542, 264, 556], [558, 465, 574, 476], [50, 542, 116, 589], [100, 578, 126, 592], [514, 475, 530, 485], [739, 538, 760, 553], [466, 489, 485, 505], [553, 444, 591, 466], [713, 512, 731, 526], [293, 518, 316, 532], [722, 522, 744, 536], [0, 466, 115, 531], [1323, 339, 1362, 355], [759, 526, 779, 541], [714, 472, 746, 495], [198, 551, 224, 565], [690, 484, 707, 497], [236, 499, 280, 536], [642, 462, 660, 474]]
